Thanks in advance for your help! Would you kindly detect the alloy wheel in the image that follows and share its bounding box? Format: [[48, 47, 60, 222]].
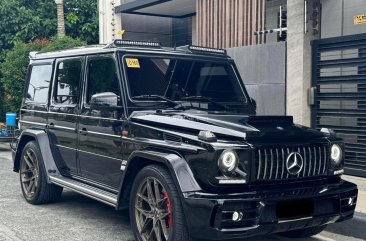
[[20, 149, 39, 198], [135, 177, 172, 241]]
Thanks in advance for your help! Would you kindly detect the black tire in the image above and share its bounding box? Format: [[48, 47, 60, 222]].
[[19, 141, 63, 205], [279, 225, 327, 238], [130, 165, 191, 241]]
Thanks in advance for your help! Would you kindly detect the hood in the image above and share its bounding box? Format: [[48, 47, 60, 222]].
[[130, 111, 326, 142]]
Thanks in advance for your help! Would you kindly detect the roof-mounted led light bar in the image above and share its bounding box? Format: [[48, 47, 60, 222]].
[[188, 45, 227, 55], [113, 40, 162, 48]]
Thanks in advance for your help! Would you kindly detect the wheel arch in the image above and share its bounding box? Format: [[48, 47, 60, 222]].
[[13, 134, 36, 172], [13, 129, 59, 183], [116, 150, 202, 210]]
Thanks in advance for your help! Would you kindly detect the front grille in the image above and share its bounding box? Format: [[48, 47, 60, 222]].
[[255, 145, 329, 181]]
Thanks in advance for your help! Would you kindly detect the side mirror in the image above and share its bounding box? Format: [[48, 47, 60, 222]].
[[90, 92, 119, 110], [250, 97, 257, 110]]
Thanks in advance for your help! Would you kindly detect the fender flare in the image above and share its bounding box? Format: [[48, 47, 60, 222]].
[[13, 129, 59, 183], [117, 150, 202, 209]]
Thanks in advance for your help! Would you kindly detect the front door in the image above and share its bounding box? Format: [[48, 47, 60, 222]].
[[78, 54, 124, 188], [48, 57, 83, 175]]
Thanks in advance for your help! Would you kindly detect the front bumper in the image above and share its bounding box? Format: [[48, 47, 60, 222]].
[[181, 179, 358, 240]]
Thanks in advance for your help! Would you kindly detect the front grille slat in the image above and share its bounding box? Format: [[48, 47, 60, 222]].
[[275, 149, 279, 179], [302, 147, 307, 177], [281, 149, 285, 178], [308, 147, 312, 177], [269, 149, 274, 180], [263, 149, 268, 180], [257, 149, 262, 179], [313, 147, 317, 176], [318, 146, 322, 175], [286, 148, 290, 178], [255, 144, 329, 182], [323, 146, 327, 174], [297, 147, 301, 178]]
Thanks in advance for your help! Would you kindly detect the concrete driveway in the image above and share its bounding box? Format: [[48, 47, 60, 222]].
[[0, 143, 365, 241]]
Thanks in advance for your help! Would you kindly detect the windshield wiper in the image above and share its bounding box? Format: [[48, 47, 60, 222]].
[[181, 96, 229, 110], [133, 95, 186, 110]]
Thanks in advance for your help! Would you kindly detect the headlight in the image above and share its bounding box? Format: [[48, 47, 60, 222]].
[[218, 150, 238, 175], [330, 144, 342, 165]]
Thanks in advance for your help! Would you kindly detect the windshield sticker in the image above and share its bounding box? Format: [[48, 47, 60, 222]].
[[126, 58, 140, 68]]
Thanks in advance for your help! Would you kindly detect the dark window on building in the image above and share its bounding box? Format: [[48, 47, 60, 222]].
[[25, 65, 53, 104], [86, 55, 120, 104], [54, 59, 82, 105]]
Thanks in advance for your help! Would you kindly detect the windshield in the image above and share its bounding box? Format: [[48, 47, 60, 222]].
[[123, 56, 250, 110]]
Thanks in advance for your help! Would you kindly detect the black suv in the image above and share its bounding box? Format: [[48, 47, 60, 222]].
[[12, 40, 358, 241]]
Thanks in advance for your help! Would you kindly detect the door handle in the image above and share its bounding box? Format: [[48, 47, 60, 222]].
[[79, 128, 88, 136], [47, 123, 55, 129]]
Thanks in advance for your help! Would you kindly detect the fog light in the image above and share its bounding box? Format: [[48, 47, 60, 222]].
[[348, 197, 355, 206], [232, 211, 243, 222]]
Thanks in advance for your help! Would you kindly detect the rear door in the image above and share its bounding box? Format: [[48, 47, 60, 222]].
[[78, 54, 124, 188], [48, 57, 83, 175]]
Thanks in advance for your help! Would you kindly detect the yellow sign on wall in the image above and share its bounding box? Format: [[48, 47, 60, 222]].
[[354, 14, 366, 25], [116, 29, 125, 36]]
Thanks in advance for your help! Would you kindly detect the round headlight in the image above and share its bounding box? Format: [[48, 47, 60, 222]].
[[218, 150, 238, 175], [331, 144, 342, 165]]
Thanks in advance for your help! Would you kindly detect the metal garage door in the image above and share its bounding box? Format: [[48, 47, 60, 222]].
[[311, 33, 366, 178]]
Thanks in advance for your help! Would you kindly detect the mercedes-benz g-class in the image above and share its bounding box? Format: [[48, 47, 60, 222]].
[[12, 40, 358, 241]]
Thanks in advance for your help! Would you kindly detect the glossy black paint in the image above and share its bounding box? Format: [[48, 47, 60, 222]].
[[13, 129, 61, 180], [78, 108, 124, 188], [13, 45, 358, 240], [182, 179, 357, 240]]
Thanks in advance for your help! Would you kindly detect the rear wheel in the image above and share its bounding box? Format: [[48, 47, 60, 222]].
[[130, 165, 190, 241], [279, 225, 327, 238], [20, 141, 63, 204]]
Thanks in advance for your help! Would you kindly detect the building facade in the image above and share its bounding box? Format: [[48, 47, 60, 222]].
[[99, 0, 366, 177]]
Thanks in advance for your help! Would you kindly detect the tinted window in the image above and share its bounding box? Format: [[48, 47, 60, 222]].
[[54, 59, 82, 105], [25, 65, 53, 104], [86, 56, 120, 104], [124, 57, 247, 103], [125, 58, 170, 97]]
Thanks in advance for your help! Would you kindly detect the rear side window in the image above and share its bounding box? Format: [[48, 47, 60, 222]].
[[25, 65, 53, 104], [54, 59, 82, 105]]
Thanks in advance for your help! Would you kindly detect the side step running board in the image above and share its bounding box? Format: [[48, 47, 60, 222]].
[[49, 176, 118, 207]]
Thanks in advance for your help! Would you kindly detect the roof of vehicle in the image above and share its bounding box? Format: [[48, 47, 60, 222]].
[[29, 40, 232, 61]]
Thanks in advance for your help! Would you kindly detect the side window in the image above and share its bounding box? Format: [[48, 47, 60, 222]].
[[86, 55, 120, 105], [54, 59, 82, 105], [25, 64, 53, 104]]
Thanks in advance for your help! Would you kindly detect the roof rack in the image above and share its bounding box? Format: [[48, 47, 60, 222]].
[[177, 45, 227, 56], [105, 39, 162, 49]]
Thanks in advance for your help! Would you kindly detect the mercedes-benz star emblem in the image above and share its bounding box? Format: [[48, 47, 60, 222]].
[[286, 152, 304, 175]]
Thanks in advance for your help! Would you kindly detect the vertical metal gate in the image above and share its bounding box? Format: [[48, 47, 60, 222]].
[[312, 33, 366, 178]]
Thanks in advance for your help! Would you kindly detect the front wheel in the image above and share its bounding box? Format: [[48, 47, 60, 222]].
[[279, 225, 327, 238], [130, 165, 190, 241]]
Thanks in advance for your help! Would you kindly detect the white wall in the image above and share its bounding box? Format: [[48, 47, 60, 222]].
[[99, 0, 122, 44], [192, 16, 197, 45]]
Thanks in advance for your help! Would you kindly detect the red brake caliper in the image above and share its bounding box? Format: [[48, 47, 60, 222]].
[[163, 192, 172, 229]]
